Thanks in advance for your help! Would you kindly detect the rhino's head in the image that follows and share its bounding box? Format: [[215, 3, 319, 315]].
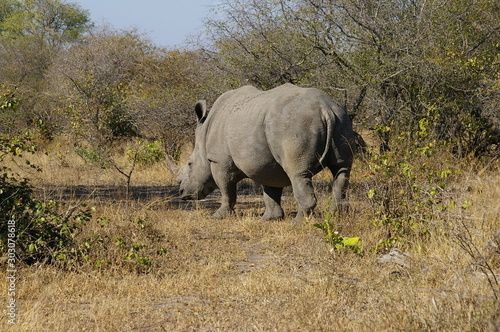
[[167, 100, 217, 200], [177, 152, 217, 200]]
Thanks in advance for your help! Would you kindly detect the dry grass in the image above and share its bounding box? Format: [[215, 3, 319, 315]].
[[1, 140, 499, 331]]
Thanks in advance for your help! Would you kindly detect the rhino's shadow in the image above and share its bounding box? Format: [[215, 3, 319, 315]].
[[35, 179, 332, 213]]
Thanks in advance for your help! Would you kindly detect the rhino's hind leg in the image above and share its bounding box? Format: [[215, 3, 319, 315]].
[[262, 186, 284, 220], [330, 166, 350, 213], [290, 175, 317, 222]]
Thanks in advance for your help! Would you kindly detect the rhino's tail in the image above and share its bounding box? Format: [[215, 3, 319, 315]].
[[318, 105, 334, 168]]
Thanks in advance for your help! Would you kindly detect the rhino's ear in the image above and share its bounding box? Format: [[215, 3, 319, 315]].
[[194, 100, 208, 124]]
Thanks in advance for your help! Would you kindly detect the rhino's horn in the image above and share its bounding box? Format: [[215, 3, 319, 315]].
[[165, 154, 181, 181]]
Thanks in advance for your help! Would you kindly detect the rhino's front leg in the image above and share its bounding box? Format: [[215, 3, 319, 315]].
[[262, 186, 284, 220], [211, 163, 238, 219], [212, 183, 236, 219]]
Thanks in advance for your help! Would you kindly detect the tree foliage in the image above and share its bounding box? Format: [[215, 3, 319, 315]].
[[1, 0, 497, 158], [205, 0, 499, 156], [0, 0, 91, 134], [47, 27, 232, 154], [131, 49, 233, 153], [48, 27, 152, 143]]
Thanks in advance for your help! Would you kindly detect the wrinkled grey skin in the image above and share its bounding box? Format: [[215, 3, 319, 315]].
[[169, 83, 355, 221]]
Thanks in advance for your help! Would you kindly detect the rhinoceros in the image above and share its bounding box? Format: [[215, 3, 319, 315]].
[[166, 83, 355, 221]]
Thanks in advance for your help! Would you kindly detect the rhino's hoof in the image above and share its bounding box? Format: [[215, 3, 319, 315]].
[[262, 210, 284, 221], [290, 211, 315, 223], [212, 208, 235, 219], [332, 201, 350, 214]]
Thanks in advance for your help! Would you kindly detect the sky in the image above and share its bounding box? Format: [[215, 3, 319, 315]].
[[73, 0, 221, 48]]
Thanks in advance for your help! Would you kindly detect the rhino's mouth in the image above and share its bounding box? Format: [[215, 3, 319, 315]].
[[179, 182, 217, 200], [180, 193, 194, 200], [179, 190, 195, 200], [179, 190, 208, 201]]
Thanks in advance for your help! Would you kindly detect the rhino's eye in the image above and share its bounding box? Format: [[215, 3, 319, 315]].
[[188, 162, 193, 167]]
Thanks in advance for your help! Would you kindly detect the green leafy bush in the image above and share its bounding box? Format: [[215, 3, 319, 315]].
[[77, 216, 169, 273], [1, 134, 167, 271], [362, 132, 471, 251], [127, 139, 165, 166], [0, 133, 95, 264], [74, 147, 110, 167]]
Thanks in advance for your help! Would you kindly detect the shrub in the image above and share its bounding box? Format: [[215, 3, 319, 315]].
[[0, 133, 95, 264], [74, 146, 110, 167], [127, 139, 165, 166], [361, 132, 471, 252], [0, 133, 166, 271]]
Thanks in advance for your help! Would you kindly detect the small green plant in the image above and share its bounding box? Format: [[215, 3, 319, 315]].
[[0, 84, 19, 110], [314, 213, 361, 254], [122, 242, 154, 272], [64, 215, 169, 273], [74, 147, 109, 167]]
